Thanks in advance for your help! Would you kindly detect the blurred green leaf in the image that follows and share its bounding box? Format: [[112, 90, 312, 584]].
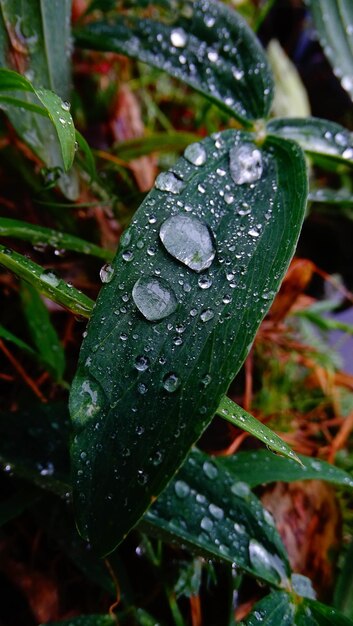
[[40, 616, 115, 626], [75, 0, 274, 125], [0, 244, 94, 317], [113, 131, 200, 160], [217, 396, 301, 463], [0, 67, 75, 171], [268, 117, 353, 168], [334, 540, 353, 619], [0, 217, 114, 261], [309, 187, 353, 206], [243, 591, 295, 625], [0, 323, 35, 354], [306, 0, 353, 102], [20, 282, 66, 381]]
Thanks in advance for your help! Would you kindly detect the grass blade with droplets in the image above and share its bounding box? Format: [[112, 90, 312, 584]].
[[0, 244, 94, 317]]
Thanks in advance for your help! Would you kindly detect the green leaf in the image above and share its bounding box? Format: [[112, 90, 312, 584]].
[[306, 0, 353, 101], [217, 449, 353, 489], [70, 130, 307, 555], [76, 130, 98, 182], [0, 322, 35, 354], [39, 616, 115, 626], [334, 540, 353, 619], [309, 187, 353, 206], [0, 217, 113, 261], [113, 131, 200, 161], [143, 449, 290, 586], [267, 117, 353, 168], [0, 68, 75, 171], [294, 308, 353, 335], [20, 282, 66, 381], [0, 244, 94, 317], [217, 396, 301, 463], [243, 591, 295, 625], [302, 599, 353, 625], [74, 0, 274, 125]]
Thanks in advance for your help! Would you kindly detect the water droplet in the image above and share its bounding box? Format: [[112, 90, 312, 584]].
[[40, 270, 59, 287], [136, 425, 145, 435], [198, 275, 212, 289], [200, 308, 214, 322], [209, 503, 224, 519], [160, 214, 215, 272], [99, 263, 114, 283], [174, 480, 190, 498], [134, 355, 150, 371], [170, 27, 187, 48], [155, 171, 184, 194], [229, 144, 263, 185], [122, 250, 134, 262], [132, 276, 177, 321], [231, 481, 250, 497], [232, 68, 244, 80], [201, 374, 212, 387], [61, 100, 71, 112], [248, 539, 282, 583], [248, 227, 260, 238], [137, 383, 147, 394], [184, 142, 207, 166], [200, 516, 214, 531], [163, 372, 180, 392], [207, 49, 218, 62], [137, 469, 148, 485], [203, 460, 218, 479]]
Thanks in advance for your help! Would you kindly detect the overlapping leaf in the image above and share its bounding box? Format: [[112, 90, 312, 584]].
[[75, 0, 274, 125], [70, 130, 307, 555], [306, 0, 353, 101]]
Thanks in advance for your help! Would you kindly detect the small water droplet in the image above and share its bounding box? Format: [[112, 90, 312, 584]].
[[248, 227, 260, 238], [170, 27, 187, 48], [99, 263, 114, 283], [174, 480, 190, 498], [229, 144, 263, 185], [200, 516, 214, 531], [163, 372, 180, 392], [207, 49, 218, 62], [184, 142, 207, 166], [134, 355, 150, 371], [198, 275, 212, 289], [203, 460, 218, 479], [61, 100, 71, 112], [200, 308, 214, 322], [132, 276, 177, 321], [160, 214, 215, 272], [137, 383, 147, 394], [155, 171, 184, 194], [122, 250, 134, 262], [209, 503, 224, 519]]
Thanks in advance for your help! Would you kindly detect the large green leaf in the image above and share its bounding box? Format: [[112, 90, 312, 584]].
[[218, 449, 353, 489], [20, 282, 66, 381], [306, 0, 353, 101], [0, 68, 75, 171], [70, 130, 307, 555], [0, 244, 94, 317], [302, 599, 353, 625], [143, 448, 290, 586], [74, 0, 274, 125], [267, 117, 353, 168]]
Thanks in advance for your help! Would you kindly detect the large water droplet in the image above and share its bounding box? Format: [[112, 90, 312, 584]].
[[200, 308, 214, 322], [159, 214, 215, 272], [229, 144, 263, 185], [163, 372, 180, 392], [99, 263, 114, 283], [203, 460, 218, 479], [132, 276, 177, 321], [155, 171, 184, 194], [40, 270, 59, 287], [209, 503, 224, 520], [200, 516, 214, 532], [170, 27, 187, 48], [184, 142, 207, 166]]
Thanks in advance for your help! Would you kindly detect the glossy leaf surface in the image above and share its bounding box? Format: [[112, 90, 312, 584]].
[[70, 130, 307, 555], [143, 448, 290, 585], [267, 117, 353, 168], [40, 617, 115, 626], [75, 0, 274, 125], [306, 0, 353, 101], [243, 591, 295, 625], [218, 449, 353, 489]]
